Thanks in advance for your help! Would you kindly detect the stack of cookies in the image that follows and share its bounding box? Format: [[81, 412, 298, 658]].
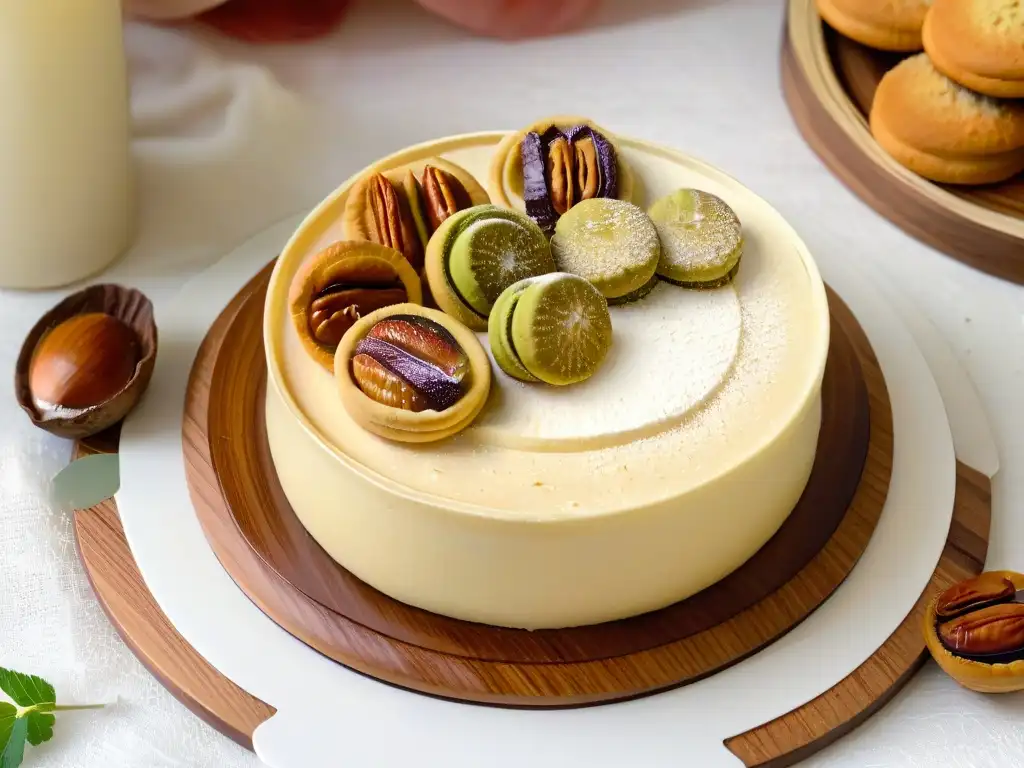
[[818, 0, 1024, 185]]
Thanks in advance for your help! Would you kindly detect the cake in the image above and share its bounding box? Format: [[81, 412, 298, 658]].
[[262, 119, 831, 630]]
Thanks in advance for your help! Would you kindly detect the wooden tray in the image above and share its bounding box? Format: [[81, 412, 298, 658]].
[[70, 262, 993, 764], [183, 263, 877, 705], [782, 0, 1024, 284]]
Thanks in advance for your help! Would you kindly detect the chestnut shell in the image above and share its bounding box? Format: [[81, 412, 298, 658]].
[[15, 284, 158, 439]]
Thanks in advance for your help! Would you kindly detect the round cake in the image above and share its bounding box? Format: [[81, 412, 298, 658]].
[[262, 120, 831, 630]]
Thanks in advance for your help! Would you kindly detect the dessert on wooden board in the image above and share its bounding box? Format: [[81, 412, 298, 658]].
[[262, 116, 831, 631], [817, 0, 1024, 185]]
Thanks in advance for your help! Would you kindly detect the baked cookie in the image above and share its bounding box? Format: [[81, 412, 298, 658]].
[[817, 0, 932, 51], [869, 53, 1024, 184], [923, 0, 1024, 98]]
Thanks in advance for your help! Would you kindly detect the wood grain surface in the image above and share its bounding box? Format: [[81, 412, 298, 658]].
[[73, 427, 276, 749], [182, 261, 888, 707], [782, 0, 1024, 284], [67, 260, 992, 765]]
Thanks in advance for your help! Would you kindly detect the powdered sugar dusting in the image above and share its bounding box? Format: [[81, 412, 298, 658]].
[[577, 259, 791, 481], [550, 198, 660, 284], [471, 280, 742, 448], [651, 189, 742, 273]]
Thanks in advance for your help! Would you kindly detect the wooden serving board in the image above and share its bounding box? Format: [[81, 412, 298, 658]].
[[184, 263, 879, 705], [70, 262, 993, 764], [782, 0, 1024, 284]]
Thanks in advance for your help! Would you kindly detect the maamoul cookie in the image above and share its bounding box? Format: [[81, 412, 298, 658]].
[[817, 0, 932, 51], [550, 198, 660, 304], [923, 0, 1024, 98], [869, 53, 1024, 184], [647, 189, 743, 288]]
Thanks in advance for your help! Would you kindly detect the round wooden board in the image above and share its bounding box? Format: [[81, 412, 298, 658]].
[[781, 0, 1024, 284], [70, 259, 993, 766], [184, 263, 881, 707], [198, 271, 872, 671]]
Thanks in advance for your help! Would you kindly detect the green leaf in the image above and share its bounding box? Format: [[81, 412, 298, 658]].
[[22, 712, 54, 748], [0, 705, 16, 758], [0, 669, 55, 709], [0, 708, 26, 768], [0, 668, 58, 752]]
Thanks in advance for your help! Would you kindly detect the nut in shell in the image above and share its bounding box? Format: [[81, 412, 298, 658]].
[[15, 284, 158, 440], [924, 570, 1024, 693], [335, 303, 491, 444], [289, 240, 423, 372]]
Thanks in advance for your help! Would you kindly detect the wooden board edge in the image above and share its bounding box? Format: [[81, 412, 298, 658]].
[[780, 0, 1024, 285], [72, 438, 276, 751], [723, 462, 992, 766]]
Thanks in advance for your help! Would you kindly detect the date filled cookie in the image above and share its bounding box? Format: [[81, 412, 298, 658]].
[[923, 0, 1024, 98], [869, 53, 1024, 184], [817, 0, 932, 51]]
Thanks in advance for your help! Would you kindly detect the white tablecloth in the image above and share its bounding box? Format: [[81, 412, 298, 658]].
[[2, 1, 1023, 765]]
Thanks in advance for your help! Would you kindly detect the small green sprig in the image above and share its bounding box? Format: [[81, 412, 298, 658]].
[[0, 667, 105, 767]]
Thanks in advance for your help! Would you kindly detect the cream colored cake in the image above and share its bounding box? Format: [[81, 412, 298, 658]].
[[262, 131, 830, 630]]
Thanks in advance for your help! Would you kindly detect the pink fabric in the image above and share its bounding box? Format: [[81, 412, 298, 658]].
[[125, 0, 597, 40]]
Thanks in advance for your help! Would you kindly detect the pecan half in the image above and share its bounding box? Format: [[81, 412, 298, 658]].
[[421, 165, 472, 232], [936, 573, 1017, 622], [545, 136, 576, 216], [574, 135, 601, 202], [311, 285, 407, 346], [364, 173, 424, 271], [939, 602, 1024, 658], [308, 258, 409, 347]]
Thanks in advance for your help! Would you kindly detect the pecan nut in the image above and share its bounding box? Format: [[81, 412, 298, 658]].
[[311, 286, 408, 346], [421, 165, 472, 232], [939, 602, 1024, 658], [365, 173, 424, 271], [289, 241, 423, 372], [574, 135, 600, 202], [545, 135, 576, 216], [936, 573, 1017, 622]]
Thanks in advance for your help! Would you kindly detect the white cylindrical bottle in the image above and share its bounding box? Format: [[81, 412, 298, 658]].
[[0, 0, 134, 289]]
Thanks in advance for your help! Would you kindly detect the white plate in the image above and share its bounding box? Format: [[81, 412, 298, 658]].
[[113, 206, 974, 767]]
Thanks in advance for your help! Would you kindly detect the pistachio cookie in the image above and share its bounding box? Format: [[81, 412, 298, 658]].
[[289, 240, 423, 371], [488, 273, 612, 386], [869, 53, 1024, 184], [648, 189, 743, 288], [817, 0, 931, 51], [337, 304, 492, 443], [923, 0, 1024, 98], [489, 115, 636, 233], [343, 157, 490, 272], [425, 204, 556, 330], [550, 198, 661, 304]]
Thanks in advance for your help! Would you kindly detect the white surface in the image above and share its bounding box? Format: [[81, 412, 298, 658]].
[[0, 0, 133, 289], [115, 189, 952, 768], [0, 1, 1019, 765]]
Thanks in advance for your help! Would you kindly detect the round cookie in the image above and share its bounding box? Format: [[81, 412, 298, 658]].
[[648, 189, 743, 288], [550, 198, 660, 302], [817, 0, 932, 51], [869, 53, 1024, 184], [923, 0, 1024, 98], [424, 204, 556, 330], [488, 273, 613, 386], [488, 115, 636, 231]]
